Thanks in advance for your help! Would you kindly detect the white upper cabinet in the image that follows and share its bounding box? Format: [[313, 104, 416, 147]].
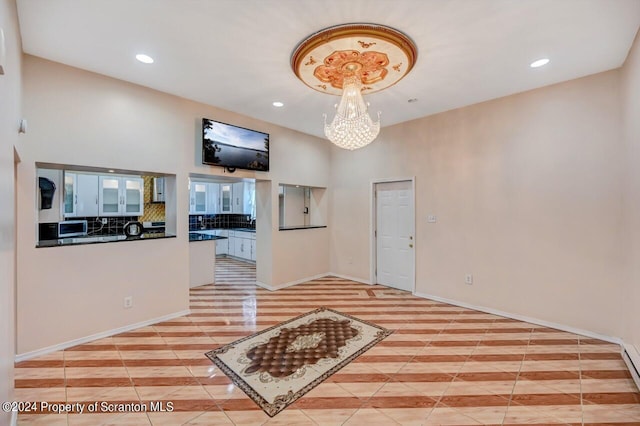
[[232, 182, 244, 214], [63, 172, 77, 217], [187, 180, 255, 215], [64, 172, 100, 217], [207, 183, 220, 214], [189, 181, 222, 214], [220, 183, 233, 213], [99, 176, 144, 216], [231, 182, 255, 215], [189, 182, 208, 214]]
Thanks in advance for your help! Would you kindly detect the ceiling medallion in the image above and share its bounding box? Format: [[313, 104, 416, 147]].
[[291, 24, 417, 150]]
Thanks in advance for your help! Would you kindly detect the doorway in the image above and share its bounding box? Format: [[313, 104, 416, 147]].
[[14, 148, 20, 352], [373, 179, 415, 292]]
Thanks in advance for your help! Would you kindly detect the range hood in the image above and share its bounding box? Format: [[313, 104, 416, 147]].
[[152, 177, 165, 203]]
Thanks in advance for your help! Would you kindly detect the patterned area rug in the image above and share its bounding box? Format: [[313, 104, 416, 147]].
[[205, 307, 392, 416]]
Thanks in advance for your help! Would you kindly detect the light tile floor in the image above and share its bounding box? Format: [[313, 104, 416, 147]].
[[14, 257, 640, 425]]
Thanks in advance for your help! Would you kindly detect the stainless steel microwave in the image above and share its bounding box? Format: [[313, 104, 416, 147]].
[[58, 220, 88, 238]]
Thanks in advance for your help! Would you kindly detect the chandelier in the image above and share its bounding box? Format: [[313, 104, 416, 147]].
[[324, 76, 380, 150], [291, 24, 417, 150]]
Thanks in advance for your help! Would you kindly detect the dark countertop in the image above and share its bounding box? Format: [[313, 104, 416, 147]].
[[189, 232, 229, 242], [191, 227, 256, 233], [279, 225, 327, 231], [37, 232, 176, 248], [229, 228, 256, 233]]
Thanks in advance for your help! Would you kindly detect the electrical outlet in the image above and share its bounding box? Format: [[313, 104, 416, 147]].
[[427, 215, 437, 223], [123, 296, 133, 309], [101, 218, 108, 225], [465, 274, 473, 285]]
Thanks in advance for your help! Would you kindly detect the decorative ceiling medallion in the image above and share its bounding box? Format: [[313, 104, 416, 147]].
[[291, 23, 417, 95]]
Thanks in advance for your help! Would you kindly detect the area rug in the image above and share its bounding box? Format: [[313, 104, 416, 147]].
[[205, 307, 392, 416]]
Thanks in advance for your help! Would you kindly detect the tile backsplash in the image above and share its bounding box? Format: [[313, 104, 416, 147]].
[[139, 176, 166, 223], [76, 216, 141, 236], [189, 214, 254, 231]]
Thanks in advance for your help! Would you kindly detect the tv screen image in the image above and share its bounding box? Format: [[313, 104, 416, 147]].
[[202, 118, 269, 171]]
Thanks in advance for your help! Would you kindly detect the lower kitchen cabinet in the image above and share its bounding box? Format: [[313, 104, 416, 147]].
[[250, 239, 256, 261], [215, 230, 228, 255], [223, 230, 255, 262]]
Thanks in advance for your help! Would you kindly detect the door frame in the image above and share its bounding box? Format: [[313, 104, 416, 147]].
[[370, 177, 416, 293]]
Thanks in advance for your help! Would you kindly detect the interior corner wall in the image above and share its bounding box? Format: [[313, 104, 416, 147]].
[[330, 69, 625, 338], [621, 29, 640, 349], [0, 0, 22, 421], [17, 55, 330, 355]]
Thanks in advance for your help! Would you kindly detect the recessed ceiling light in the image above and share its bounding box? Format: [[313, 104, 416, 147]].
[[408, 98, 418, 103], [272, 101, 284, 107], [108, 169, 115, 173], [135, 54, 154, 64], [530, 58, 550, 68]]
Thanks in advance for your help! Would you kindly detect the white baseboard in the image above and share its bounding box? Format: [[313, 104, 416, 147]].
[[414, 291, 621, 344], [327, 272, 371, 285], [622, 343, 640, 391], [15, 309, 191, 363]]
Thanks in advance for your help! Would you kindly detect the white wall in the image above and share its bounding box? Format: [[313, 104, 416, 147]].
[[283, 186, 306, 227], [621, 30, 640, 350], [331, 70, 625, 338], [17, 56, 330, 355], [0, 0, 22, 422]]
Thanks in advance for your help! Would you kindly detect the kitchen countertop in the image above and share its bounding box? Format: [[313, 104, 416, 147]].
[[229, 228, 256, 233], [189, 232, 229, 242], [279, 225, 327, 231], [37, 232, 176, 248], [191, 228, 256, 233]]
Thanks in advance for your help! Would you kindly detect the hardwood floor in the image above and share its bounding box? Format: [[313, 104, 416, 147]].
[[14, 259, 640, 425]]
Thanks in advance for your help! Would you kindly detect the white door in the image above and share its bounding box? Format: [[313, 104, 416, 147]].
[[375, 180, 414, 292]]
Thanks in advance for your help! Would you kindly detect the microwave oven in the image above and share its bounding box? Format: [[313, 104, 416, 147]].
[[58, 220, 88, 238]]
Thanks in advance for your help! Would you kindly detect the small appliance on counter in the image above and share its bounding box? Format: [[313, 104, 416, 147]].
[[142, 221, 165, 234], [123, 221, 144, 237], [58, 220, 88, 238]]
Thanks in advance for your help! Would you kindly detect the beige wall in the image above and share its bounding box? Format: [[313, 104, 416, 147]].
[[621, 30, 640, 349], [0, 0, 22, 421], [331, 70, 625, 338], [17, 55, 330, 355]]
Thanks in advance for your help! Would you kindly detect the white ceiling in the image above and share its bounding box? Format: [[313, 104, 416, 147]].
[[16, 0, 640, 139]]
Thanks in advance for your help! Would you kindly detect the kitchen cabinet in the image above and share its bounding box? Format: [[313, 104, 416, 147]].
[[228, 230, 255, 262], [64, 172, 100, 217], [189, 182, 208, 214], [215, 230, 228, 255], [231, 182, 256, 215], [189, 181, 221, 214], [99, 176, 144, 216], [220, 184, 233, 213], [207, 183, 219, 214]]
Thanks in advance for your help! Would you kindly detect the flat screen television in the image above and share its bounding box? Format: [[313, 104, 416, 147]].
[[202, 118, 269, 171]]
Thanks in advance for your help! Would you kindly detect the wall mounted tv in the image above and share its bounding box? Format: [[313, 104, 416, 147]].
[[202, 118, 269, 172]]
